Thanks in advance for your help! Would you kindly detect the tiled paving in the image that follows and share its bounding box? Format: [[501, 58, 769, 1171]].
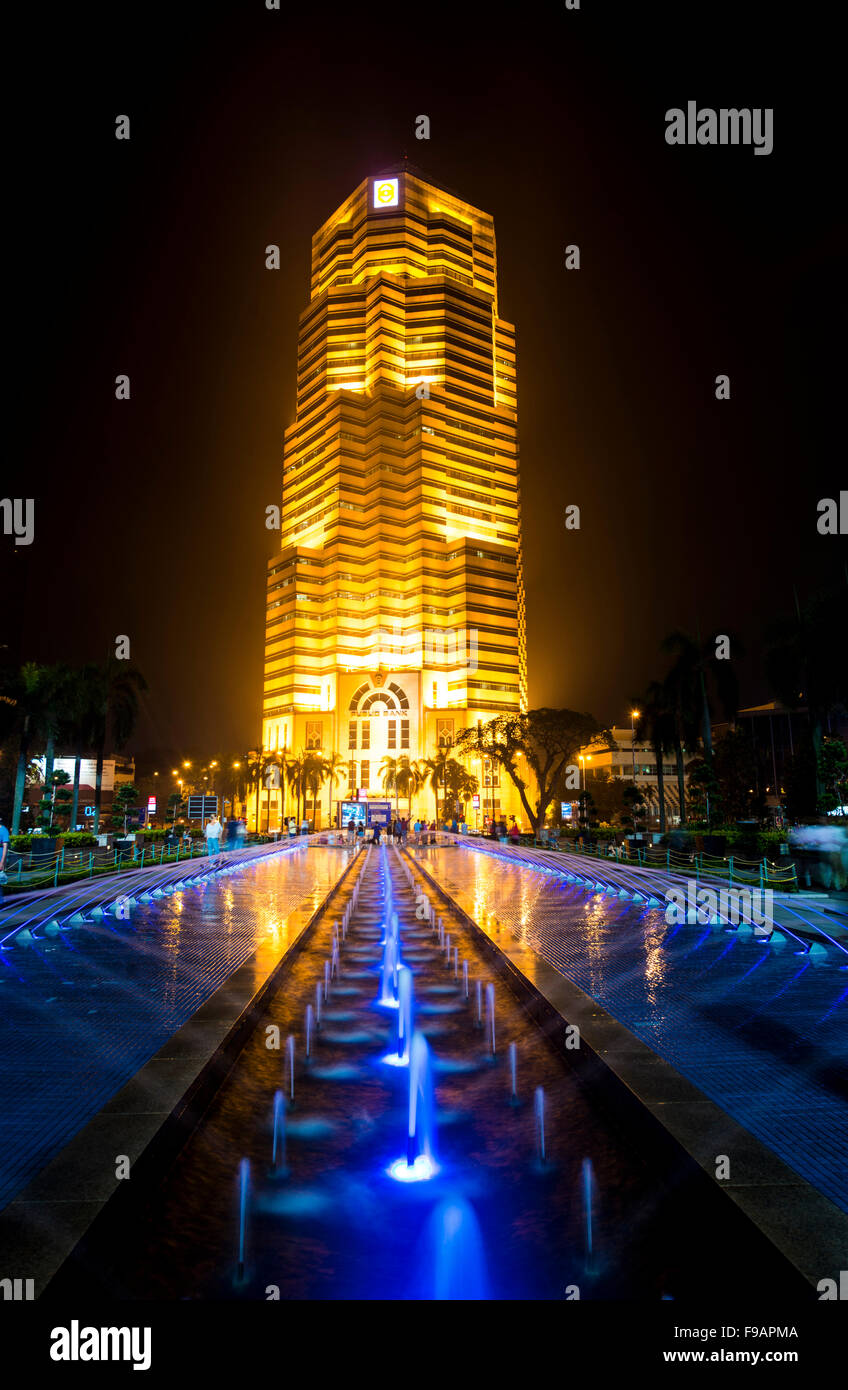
[[419, 844, 848, 1215], [0, 845, 349, 1210]]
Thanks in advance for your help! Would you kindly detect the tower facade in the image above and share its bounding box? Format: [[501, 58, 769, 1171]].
[[259, 165, 525, 829]]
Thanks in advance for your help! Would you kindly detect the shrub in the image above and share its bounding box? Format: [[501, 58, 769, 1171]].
[[60, 832, 97, 848]]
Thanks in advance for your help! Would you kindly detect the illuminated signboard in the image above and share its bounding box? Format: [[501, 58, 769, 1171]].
[[472, 793, 480, 808], [147, 796, 157, 815], [372, 177, 398, 209]]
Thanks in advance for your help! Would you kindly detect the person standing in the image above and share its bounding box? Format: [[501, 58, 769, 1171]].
[[235, 817, 247, 850], [372, 821, 382, 846], [0, 815, 10, 901], [205, 815, 222, 855]]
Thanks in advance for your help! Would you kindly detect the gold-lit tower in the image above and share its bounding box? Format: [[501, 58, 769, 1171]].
[[259, 164, 525, 828]]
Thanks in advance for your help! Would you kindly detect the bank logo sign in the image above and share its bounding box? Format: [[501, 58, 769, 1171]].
[[373, 177, 399, 208]]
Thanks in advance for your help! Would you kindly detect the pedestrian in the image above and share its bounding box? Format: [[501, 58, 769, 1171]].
[[288, 817, 297, 838], [356, 820, 365, 843], [0, 814, 10, 900], [346, 817, 356, 845], [508, 818, 520, 842], [235, 817, 247, 849], [205, 815, 221, 855], [413, 818, 421, 845], [300, 815, 309, 836], [373, 821, 382, 845], [399, 817, 407, 845]]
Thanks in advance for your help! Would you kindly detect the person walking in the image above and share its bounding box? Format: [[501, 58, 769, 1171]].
[[235, 817, 247, 850], [205, 815, 222, 855], [372, 821, 382, 845], [346, 816, 356, 846]]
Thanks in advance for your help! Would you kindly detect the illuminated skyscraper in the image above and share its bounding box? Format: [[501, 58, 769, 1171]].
[[260, 163, 525, 827]]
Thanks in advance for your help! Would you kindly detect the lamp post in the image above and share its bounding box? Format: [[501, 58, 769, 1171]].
[[630, 710, 640, 784]]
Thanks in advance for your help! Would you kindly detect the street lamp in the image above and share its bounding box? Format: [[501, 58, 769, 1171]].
[[630, 710, 640, 783]]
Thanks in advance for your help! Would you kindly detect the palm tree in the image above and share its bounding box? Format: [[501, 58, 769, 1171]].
[[322, 750, 346, 827], [403, 759, 425, 819], [661, 629, 740, 766], [256, 751, 283, 832], [660, 665, 700, 826], [88, 658, 148, 833], [380, 755, 402, 817], [423, 748, 453, 822], [3, 662, 51, 832], [247, 750, 265, 832], [285, 752, 307, 828], [634, 682, 676, 833], [302, 751, 325, 829]]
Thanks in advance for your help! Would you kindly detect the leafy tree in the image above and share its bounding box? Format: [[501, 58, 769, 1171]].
[[712, 729, 762, 821], [818, 735, 848, 814], [686, 758, 721, 826], [112, 782, 140, 835], [765, 584, 848, 806], [456, 709, 611, 836]]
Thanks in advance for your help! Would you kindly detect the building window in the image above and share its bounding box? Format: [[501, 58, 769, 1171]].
[[348, 758, 356, 789], [361, 760, 370, 790], [437, 718, 454, 749], [388, 720, 397, 750], [432, 681, 438, 706], [401, 719, 410, 750], [306, 721, 323, 750], [483, 756, 500, 788], [348, 720, 357, 751], [361, 721, 370, 750]]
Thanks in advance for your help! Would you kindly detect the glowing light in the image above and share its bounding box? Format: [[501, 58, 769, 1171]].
[[387, 1154, 438, 1183], [373, 178, 399, 208]]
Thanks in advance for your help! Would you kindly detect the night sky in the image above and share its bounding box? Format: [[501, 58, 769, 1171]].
[[5, 0, 844, 759]]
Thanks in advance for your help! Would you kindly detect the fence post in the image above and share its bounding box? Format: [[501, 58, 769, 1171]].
[[728, 856, 734, 884], [54, 856, 60, 887], [88, 852, 93, 877], [759, 859, 765, 891]]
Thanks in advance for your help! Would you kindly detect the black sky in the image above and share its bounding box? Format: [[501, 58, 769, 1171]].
[[5, 0, 845, 758]]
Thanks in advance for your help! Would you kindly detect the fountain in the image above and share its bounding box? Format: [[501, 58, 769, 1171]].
[[453, 947, 459, 980], [396, 966, 413, 1064], [236, 1157, 249, 1281], [314, 980, 322, 1027], [324, 960, 331, 1001], [270, 1090, 287, 1175], [582, 1158, 595, 1269], [378, 936, 399, 1007], [286, 1035, 295, 1105], [305, 1004, 313, 1061], [445, 932, 452, 965], [475, 980, 482, 1028], [388, 1030, 437, 1181], [535, 1086, 546, 1163], [463, 960, 469, 998], [508, 1042, 518, 1104], [423, 1198, 489, 1300], [485, 983, 496, 1055]]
